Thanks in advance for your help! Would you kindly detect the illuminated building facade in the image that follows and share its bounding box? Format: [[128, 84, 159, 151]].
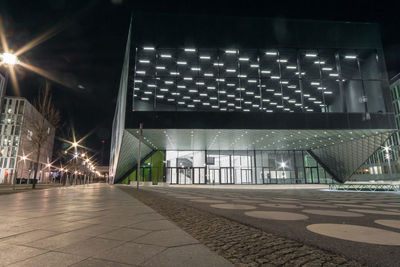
[[110, 14, 396, 184], [0, 96, 55, 184]]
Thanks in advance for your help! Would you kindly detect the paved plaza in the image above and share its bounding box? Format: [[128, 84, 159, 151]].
[[0, 184, 231, 266], [1, 183, 399, 266], [131, 186, 400, 267]]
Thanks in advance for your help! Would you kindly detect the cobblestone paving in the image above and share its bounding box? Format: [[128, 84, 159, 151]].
[[119, 187, 362, 267]]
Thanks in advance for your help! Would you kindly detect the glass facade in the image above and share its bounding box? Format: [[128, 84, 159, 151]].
[[165, 150, 333, 184], [359, 79, 400, 177], [0, 97, 24, 183], [132, 48, 386, 114]]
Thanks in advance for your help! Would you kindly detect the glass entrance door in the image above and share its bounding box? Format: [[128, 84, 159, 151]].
[[305, 167, 319, 183], [178, 167, 193, 184], [193, 167, 205, 184], [220, 167, 234, 184], [208, 169, 220, 184], [239, 169, 252, 184], [262, 167, 274, 184]]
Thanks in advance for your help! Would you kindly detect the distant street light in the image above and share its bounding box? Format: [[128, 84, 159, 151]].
[[72, 142, 78, 147], [0, 52, 19, 66]]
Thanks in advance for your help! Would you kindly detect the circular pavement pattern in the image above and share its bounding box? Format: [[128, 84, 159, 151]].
[[175, 196, 204, 199], [210, 203, 257, 210], [348, 209, 400, 216], [190, 199, 226, 204], [260, 203, 303, 209], [302, 209, 364, 217], [375, 219, 400, 230], [367, 203, 399, 208], [302, 203, 337, 208], [233, 200, 262, 204], [307, 223, 400, 245], [244, 211, 309, 221], [334, 204, 375, 209]]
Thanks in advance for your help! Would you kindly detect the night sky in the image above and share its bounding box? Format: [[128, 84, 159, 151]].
[[2, 0, 400, 164]]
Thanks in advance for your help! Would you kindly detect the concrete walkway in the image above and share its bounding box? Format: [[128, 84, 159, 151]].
[[0, 184, 232, 266]]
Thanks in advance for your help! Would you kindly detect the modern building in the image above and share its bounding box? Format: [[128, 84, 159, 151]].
[[0, 96, 55, 184], [110, 14, 396, 185], [356, 74, 400, 179], [0, 72, 6, 113]]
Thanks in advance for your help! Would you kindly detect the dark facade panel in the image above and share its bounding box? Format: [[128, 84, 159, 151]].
[[131, 13, 382, 50], [126, 111, 396, 130]]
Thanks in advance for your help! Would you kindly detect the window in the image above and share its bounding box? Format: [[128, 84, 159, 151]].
[[27, 130, 33, 141]]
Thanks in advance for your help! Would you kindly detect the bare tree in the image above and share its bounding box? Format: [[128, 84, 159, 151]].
[[24, 81, 60, 189]]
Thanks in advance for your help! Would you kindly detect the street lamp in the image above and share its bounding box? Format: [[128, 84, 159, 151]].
[[0, 52, 19, 66]]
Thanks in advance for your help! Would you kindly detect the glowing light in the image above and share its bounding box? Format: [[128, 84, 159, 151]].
[[72, 142, 78, 147], [0, 52, 18, 65]]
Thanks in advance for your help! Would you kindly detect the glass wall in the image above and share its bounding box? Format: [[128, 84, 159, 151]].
[[165, 150, 334, 184], [132, 47, 386, 114]]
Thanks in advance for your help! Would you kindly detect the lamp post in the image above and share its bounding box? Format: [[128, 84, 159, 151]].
[[383, 146, 393, 176]]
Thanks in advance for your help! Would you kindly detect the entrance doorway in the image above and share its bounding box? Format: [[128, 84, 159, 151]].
[[262, 167, 275, 184], [305, 167, 319, 183], [220, 167, 234, 184], [178, 167, 193, 184], [208, 169, 220, 184]]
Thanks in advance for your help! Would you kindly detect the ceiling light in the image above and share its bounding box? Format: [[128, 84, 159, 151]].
[[225, 50, 237, 54], [266, 51, 277, 55], [277, 59, 287, 63], [191, 67, 201, 71], [322, 67, 333, 71], [143, 47, 155, 50], [250, 64, 259, 68], [177, 61, 187, 65], [200, 56, 210, 60], [248, 79, 257, 83], [136, 71, 146, 75], [305, 53, 318, 57], [184, 48, 196, 52], [160, 54, 171, 58], [345, 55, 357, 59], [226, 69, 236, 72], [204, 73, 214, 77], [155, 66, 165, 69], [286, 66, 297, 69], [139, 59, 150, 63], [239, 57, 249, 61], [213, 62, 224, 66]]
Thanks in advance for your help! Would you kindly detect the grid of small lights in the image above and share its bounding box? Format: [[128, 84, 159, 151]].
[[132, 129, 386, 151], [132, 47, 362, 113]]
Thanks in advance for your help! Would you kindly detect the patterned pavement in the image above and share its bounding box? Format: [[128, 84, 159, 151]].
[[128, 186, 400, 266]]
